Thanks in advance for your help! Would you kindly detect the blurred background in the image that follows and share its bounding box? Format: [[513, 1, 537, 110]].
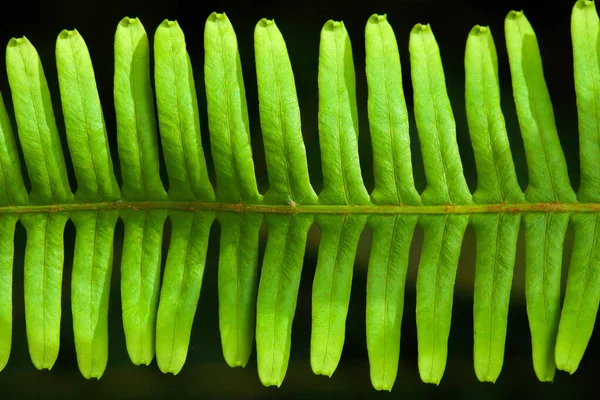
[[0, 0, 594, 398]]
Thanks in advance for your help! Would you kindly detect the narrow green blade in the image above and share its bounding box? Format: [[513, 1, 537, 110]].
[[409, 23, 470, 384], [56, 29, 120, 203], [505, 11, 576, 203], [154, 20, 214, 202], [156, 211, 214, 374], [505, 11, 576, 382], [256, 214, 312, 387], [6, 36, 72, 205], [70, 210, 118, 379], [464, 25, 523, 382], [21, 212, 69, 370], [416, 215, 468, 384], [0, 92, 27, 372], [366, 215, 417, 391], [365, 14, 420, 206], [114, 17, 167, 201], [317, 20, 369, 206], [254, 18, 317, 205], [555, 1, 600, 375], [204, 12, 262, 204], [311, 215, 366, 377], [465, 25, 524, 205], [0, 215, 18, 372], [471, 213, 520, 382], [218, 213, 262, 368], [409, 24, 471, 206], [523, 212, 568, 381], [120, 210, 167, 365], [570, 0, 600, 202], [310, 19, 369, 378], [556, 213, 600, 373]]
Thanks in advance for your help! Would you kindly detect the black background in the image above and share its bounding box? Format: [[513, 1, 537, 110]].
[[0, 0, 594, 398]]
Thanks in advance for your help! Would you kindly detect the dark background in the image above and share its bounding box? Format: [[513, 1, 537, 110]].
[[0, 0, 594, 398]]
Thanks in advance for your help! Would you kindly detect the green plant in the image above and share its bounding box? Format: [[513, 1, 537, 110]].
[[0, 0, 598, 391]]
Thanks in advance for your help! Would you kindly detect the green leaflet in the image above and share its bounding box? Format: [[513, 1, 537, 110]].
[[0, 92, 27, 372], [219, 213, 261, 368], [56, 30, 120, 203], [204, 12, 262, 204], [114, 18, 167, 202], [6, 36, 72, 370], [409, 23, 471, 385], [366, 215, 416, 391], [310, 20, 369, 378], [311, 214, 366, 377], [409, 24, 471, 207], [156, 211, 214, 374], [253, 18, 317, 385], [365, 14, 420, 207], [256, 214, 312, 387], [254, 18, 318, 205], [0, 215, 18, 372], [505, 11, 576, 204], [204, 13, 265, 371], [6, 37, 72, 205], [523, 213, 568, 382], [70, 211, 118, 379], [0, 93, 28, 207], [21, 212, 69, 370], [556, 214, 600, 373], [154, 20, 214, 202], [363, 14, 420, 390], [114, 17, 168, 366], [464, 26, 524, 382], [152, 20, 216, 374], [316, 21, 369, 207], [471, 213, 520, 382], [571, 0, 600, 203], [55, 29, 121, 379], [555, 0, 600, 374], [120, 210, 167, 365], [464, 26, 524, 206], [505, 11, 576, 382], [416, 215, 468, 385]]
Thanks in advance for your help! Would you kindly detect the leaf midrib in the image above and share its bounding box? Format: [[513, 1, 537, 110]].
[[2, 201, 600, 215]]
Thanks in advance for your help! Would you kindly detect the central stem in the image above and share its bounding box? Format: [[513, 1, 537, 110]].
[[0, 201, 598, 214]]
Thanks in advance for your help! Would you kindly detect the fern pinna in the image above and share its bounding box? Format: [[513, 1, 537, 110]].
[[0, 0, 598, 391]]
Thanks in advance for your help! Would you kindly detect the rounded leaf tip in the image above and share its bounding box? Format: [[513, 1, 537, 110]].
[[58, 29, 80, 40], [411, 23, 431, 34], [257, 18, 275, 28], [7, 36, 30, 48], [165, 19, 178, 27], [577, 0, 595, 8], [507, 10, 524, 20], [208, 12, 228, 22], [119, 17, 140, 27], [324, 20, 344, 31]]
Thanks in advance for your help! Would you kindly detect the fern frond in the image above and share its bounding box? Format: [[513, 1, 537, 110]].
[[0, 0, 599, 393]]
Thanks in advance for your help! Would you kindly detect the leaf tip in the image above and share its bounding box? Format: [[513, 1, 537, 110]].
[[119, 17, 141, 27], [257, 18, 276, 30], [368, 13, 388, 23], [7, 36, 30, 49], [208, 11, 229, 23], [575, 0, 595, 9], [323, 19, 345, 32], [506, 10, 525, 20], [159, 19, 179, 29], [411, 23, 431, 34], [57, 29, 80, 41]]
